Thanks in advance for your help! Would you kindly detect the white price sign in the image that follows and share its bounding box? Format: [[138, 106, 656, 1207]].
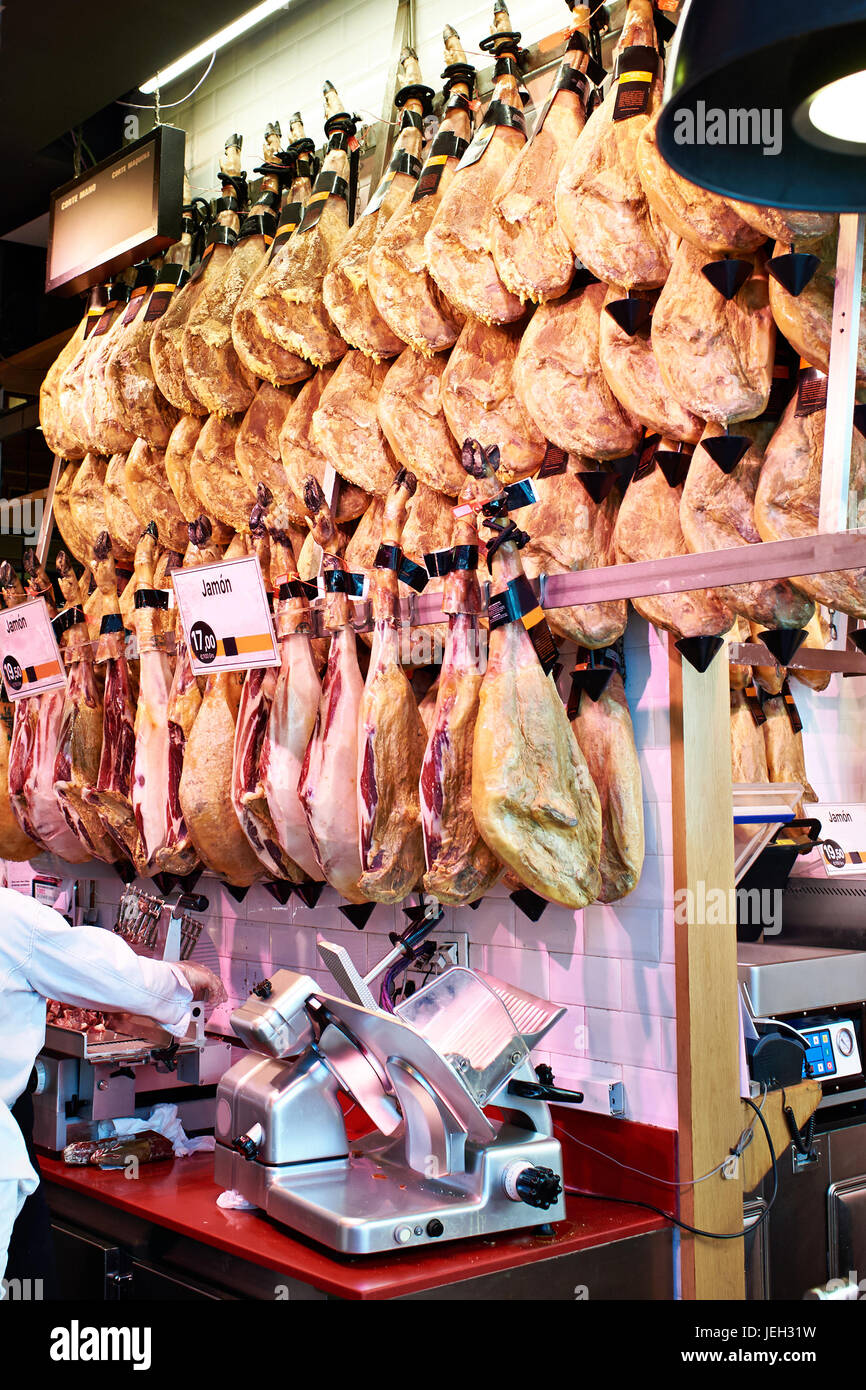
[[172, 554, 278, 676], [817, 803, 866, 876], [0, 598, 67, 700]]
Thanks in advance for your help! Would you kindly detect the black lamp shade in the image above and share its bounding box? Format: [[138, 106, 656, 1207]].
[[657, 0, 866, 210]]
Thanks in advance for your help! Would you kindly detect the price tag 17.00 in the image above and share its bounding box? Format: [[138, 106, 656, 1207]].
[[172, 554, 279, 676], [0, 597, 67, 700]]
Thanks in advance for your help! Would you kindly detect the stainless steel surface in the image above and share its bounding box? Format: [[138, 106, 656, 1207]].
[[827, 1176, 866, 1281], [819, 213, 866, 534], [738, 943, 866, 1015], [315, 939, 378, 1010], [217, 964, 574, 1255]]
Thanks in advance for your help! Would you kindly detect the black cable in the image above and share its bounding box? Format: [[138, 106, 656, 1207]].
[[565, 1097, 778, 1242]]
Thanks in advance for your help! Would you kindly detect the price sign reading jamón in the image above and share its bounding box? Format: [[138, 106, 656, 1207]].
[[172, 555, 279, 676], [0, 598, 67, 700]]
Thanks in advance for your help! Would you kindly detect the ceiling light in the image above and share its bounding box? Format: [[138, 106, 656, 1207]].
[[657, 0, 866, 211], [139, 0, 290, 94]]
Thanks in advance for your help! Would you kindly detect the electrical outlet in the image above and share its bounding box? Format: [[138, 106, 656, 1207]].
[[402, 931, 469, 999]]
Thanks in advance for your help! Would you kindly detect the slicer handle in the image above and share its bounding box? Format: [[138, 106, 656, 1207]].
[[507, 1075, 584, 1106]]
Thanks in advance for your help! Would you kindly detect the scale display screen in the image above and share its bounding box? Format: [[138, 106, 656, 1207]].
[[802, 1027, 838, 1077]]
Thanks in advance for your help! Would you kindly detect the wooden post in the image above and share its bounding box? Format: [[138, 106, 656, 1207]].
[[670, 638, 745, 1300]]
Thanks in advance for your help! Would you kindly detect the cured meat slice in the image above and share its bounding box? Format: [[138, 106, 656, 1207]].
[[298, 480, 367, 902], [189, 415, 255, 534], [39, 306, 89, 461], [367, 26, 473, 355], [680, 421, 815, 628], [614, 451, 735, 638], [768, 228, 866, 388], [420, 508, 500, 904], [125, 437, 188, 552], [599, 288, 704, 442], [244, 85, 355, 368], [279, 368, 369, 522], [323, 50, 426, 359], [426, 3, 525, 325], [230, 503, 304, 882], [570, 672, 644, 903], [754, 393, 866, 617], [357, 471, 427, 902], [511, 454, 627, 648], [514, 281, 642, 459], [83, 532, 145, 871], [1, 560, 77, 861], [53, 553, 122, 865], [105, 255, 183, 447], [163, 416, 233, 544], [555, 0, 676, 289], [465, 441, 602, 907], [635, 112, 766, 255], [151, 135, 246, 414], [441, 318, 546, 482], [258, 488, 323, 881], [312, 352, 399, 496], [231, 117, 317, 387], [490, 8, 593, 304], [182, 125, 285, 417], [730, 688, 770, 785], [236, 382, 300, 518], [653, 242, 775, 423], [377, 348, 464, 496]]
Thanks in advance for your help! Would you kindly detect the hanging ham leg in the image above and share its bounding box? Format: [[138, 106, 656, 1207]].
[[570, 672, 644, 903], [259, 486, 323, 881], [420, 508, 500, 904], [39, 303, 89, 461], [298, 479, 367, 902], [53, 553, 122, 866], [367, 26, 474, 355], [82, 532, 146, 871], [357, 470, 427, 902], [464, 441, 602, 908], [426, 2, 526, 326], [230, 495, 305, 882]]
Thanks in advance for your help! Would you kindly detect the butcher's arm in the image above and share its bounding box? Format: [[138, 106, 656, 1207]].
[[19, 905, 196, 1038]]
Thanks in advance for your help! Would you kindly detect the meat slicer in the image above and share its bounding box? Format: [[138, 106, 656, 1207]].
[[215, 935, 584, 1254]]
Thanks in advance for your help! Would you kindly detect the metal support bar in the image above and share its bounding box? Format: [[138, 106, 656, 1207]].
[[729, 641, 866, 675], [818, 212, 865, 535], [36, 453, 63, 566], [366, 0, 414, 194]]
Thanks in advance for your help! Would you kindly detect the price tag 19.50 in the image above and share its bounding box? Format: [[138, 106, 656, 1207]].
[[0, 597, 67, 701], [172, 554, 279, 676]]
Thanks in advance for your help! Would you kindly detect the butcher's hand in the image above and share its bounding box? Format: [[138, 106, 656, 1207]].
[[103, 963, 227, 1042]]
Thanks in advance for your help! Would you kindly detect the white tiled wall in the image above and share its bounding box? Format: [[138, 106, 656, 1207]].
[[52, 613, 677, 1131], [134, 0, 575, 197]]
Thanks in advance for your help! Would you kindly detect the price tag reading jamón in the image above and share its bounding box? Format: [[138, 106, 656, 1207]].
[[172, 555, 279, 675]]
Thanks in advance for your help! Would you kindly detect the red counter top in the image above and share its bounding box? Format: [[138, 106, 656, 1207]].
[[39, 1152, 667, 1300]]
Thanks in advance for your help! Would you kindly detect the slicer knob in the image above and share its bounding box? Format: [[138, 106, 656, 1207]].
[[503, 1162, 562, 1210], [232, 1121, 264, 1160], [253, 979, 273, 999]]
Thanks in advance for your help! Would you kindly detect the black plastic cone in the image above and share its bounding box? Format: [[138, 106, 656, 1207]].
[[577, 470, 617, 503], [151, 872, 179, 895], [294, 879, 325, 909], [767, 251, 821, 297], [701, 258, 752, 300], [510, 887, 549, 922], [467, 897, 484, 910], [655, 449, 693, 488], [263, 881, 293, 906], [758, 627, 809, 666], [701, 433, 752, 473], [177, 867, 203, 894], [612, 449, 642, 487], [604, 296, 652, 336], [852, 628, 866, 655], [569, 665, 615, 713], [222, 882, 250, 904], [113, 859, 136, 884], [675, 634, 725, 673], [338, 902, 376, 930]]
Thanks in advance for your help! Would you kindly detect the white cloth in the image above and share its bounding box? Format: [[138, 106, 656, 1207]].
[[0, 887, 194, 1281]]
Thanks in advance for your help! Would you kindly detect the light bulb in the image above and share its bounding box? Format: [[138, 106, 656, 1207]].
[[798, 69, 866, 152]]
